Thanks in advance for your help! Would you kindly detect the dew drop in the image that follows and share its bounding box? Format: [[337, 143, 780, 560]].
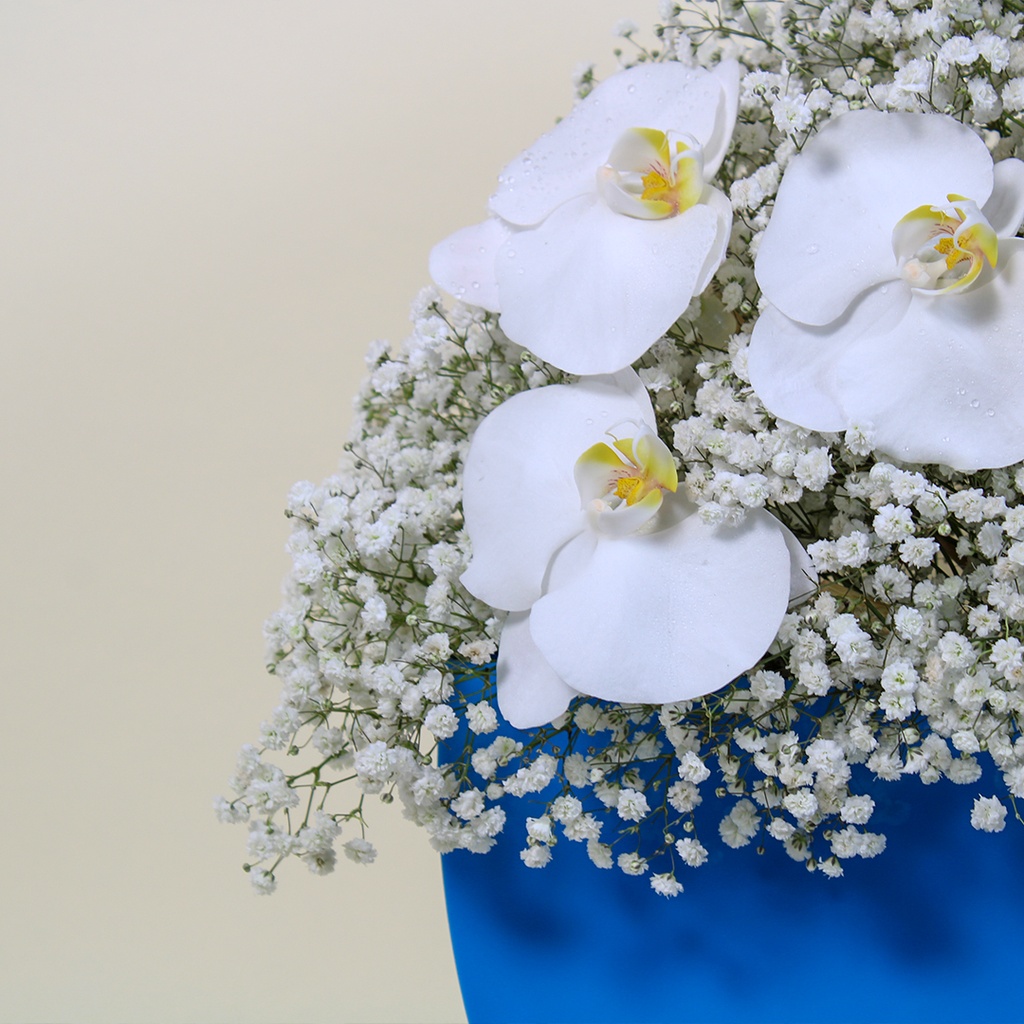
[[627, 83, 636, 93], [471, 281, 480, 290], [506, 250, 516, 259], [970, 398, 980, 408], [880, 285, 889, 295], [956, 387, 966, 396], [585, 418, 594, 426], [987, 408, 996, 417], [478, 246, 486, 254], [806, 243, 820, 255], [941, 435, 950, 443]]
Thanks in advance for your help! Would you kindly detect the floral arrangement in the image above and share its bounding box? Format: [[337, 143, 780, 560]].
[[220, 0, 1024, 897]]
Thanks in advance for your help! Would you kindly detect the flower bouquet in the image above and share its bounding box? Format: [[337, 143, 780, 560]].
[[221, 2, 1024, 1020]]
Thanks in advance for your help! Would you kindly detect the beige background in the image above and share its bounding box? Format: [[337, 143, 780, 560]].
[[0, 2, 658, 1022]]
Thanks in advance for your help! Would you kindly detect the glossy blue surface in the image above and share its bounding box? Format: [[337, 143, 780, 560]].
[[440, 686, 1024, 1024]]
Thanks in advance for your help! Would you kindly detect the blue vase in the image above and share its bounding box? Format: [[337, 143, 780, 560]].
[[440, 678, 1024, 1024]]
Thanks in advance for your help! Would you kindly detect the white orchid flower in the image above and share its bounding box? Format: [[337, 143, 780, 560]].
[[460, 370, 814, 729], [430, 61, 739, 376], [747, 110, 1024, 471]]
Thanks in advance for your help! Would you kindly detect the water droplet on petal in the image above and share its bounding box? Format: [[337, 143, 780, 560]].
[[880, 285, 889, 295], [506, 250, 516, 259], [471, 281, 480, 290], [970, 398, 980, 408], [956, 387, 966, 396], [627, 83, 636, 93], [987, 408, 996, 417], [806, 243, 819, 255], [585, 418, 594, 426]]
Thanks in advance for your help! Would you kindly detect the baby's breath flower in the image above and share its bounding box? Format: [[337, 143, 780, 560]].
[[223, 1, 1024, 897], [970, 796, 1008, 832]]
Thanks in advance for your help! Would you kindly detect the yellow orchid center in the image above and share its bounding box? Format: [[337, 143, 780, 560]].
[[892, 195, 998, 294], [596, 128, 706, 221], [574, 428, 678, 537]]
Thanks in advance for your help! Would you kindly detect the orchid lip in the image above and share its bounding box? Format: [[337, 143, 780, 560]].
[[893, 195, 998, 295], [597, 128, 707, 221], [574, 425, 678, 537]]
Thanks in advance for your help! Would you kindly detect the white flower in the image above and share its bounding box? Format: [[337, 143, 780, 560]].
[[521, 845, 553, 868], [719, 798, 759, 848], [970, 795, 1008, 832], [617, 788, 650, 822], [465, 701, 499, 735], [460, 371, 812, 728], [677, 750, 711, 783], [423, 704, 459, 740], [430, 62, 738, 374], [650, 873, 684, 897], [451, 789, 485, 820], [748, 110, 1024, 470], [342, 838, 377, 865], [617, 851, 649, 876], [674, 837, 708, 866]]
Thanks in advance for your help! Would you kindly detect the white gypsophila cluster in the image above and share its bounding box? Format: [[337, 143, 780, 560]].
[[222, 0, 1024, 896], [216, 292, 571, 892]]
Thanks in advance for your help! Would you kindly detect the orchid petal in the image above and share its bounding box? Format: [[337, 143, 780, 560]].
[[460, 374, 654, 610], [601, 368, 657, 415], [544, 529, 599, 593], [702, 60, 740, 178], [428, 217, 510, 312], [574, 441, 631, 505], [496, 194, 726, 374], [588, 488, 664, 538], [833, 240, 1024, 470], [692, 186, 733, 295], [756, 111, 994, 326], [634, 432, 678, 492], [982, 158, 1024, 238], [528, 510, 791, 704], [496, 613, 579, 729], [490, 63, 732, 227], [747, 282, 913, 432]]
